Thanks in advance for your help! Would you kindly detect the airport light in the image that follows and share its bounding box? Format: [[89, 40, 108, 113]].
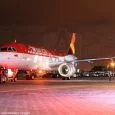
[[110, 61, 115, 76], [110, 62, 115, 67]]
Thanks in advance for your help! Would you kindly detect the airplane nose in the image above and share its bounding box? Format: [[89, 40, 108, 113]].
[[0, 52, 14, 68], [0, 53, 5, 60], [0, 52, 10, 62]]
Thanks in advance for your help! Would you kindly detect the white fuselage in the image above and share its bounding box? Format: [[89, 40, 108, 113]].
[[0, 52, 77, 71]]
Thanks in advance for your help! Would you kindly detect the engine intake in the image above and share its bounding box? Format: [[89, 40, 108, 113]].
[[58, 63, 76, 77]]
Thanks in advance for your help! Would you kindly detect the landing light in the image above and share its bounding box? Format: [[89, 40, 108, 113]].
[[77, 69, 80, 73], [38, 70, 43, 74], [110, 62, 115, 67], [8, 69, 13, 77]]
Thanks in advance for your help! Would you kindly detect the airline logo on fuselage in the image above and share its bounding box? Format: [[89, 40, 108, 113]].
[[27, 46, 64, 57], [28, 46, 50, 56]]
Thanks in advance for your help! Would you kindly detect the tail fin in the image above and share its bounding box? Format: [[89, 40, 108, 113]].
[[68, 32, 76, 55]]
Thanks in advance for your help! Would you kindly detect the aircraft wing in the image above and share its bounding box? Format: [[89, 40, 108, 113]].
[[77, 57, 115, 62]]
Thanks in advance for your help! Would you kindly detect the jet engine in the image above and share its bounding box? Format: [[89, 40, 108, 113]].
[[58, 63, 76, 77]]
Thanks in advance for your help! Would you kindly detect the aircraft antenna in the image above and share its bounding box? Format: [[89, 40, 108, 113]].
[[14, 40, 17, 43]]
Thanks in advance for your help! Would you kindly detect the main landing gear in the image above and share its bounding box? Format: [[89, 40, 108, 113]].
[[25, 71, 36, 80], [62, 77, 71, 80]]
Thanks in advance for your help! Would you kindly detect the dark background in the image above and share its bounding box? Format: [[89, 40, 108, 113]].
[[0, 0, 115, 26], [0, 0, 115, 69]]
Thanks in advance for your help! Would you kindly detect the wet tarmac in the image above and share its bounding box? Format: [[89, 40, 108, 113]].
[[0, 79, 115, 115]]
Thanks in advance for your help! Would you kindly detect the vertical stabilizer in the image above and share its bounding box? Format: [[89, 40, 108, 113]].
[[68, 33, 76, 55]]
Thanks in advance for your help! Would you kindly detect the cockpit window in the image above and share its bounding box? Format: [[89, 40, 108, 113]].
[[0, 47, 7, 51], [12, 47, 16, 51], [8, 47, 12, 51], [0, 47, 17, 52]]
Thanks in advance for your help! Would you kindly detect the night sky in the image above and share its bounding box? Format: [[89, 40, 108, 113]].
[[0, 0, 115, 26], [0, 0, 115, 66]]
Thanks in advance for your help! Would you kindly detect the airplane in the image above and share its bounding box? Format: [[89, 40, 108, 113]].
[[0, 32, 114, 83], [0, 33, 77, 82]]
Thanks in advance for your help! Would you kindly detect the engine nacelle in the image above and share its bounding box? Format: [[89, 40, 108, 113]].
[[58, 63, 76, 77]]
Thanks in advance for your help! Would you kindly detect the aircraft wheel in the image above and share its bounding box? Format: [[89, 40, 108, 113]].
[[26, 75, 30, 80], [13, 77, 17, 82], [62, 77, 66, 80], [31, 75, 35, 80], [2, 77, 7, 83], [2, 81, 6, 83], [0, 76, 1, 83], [67, 77, 70, 80]]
